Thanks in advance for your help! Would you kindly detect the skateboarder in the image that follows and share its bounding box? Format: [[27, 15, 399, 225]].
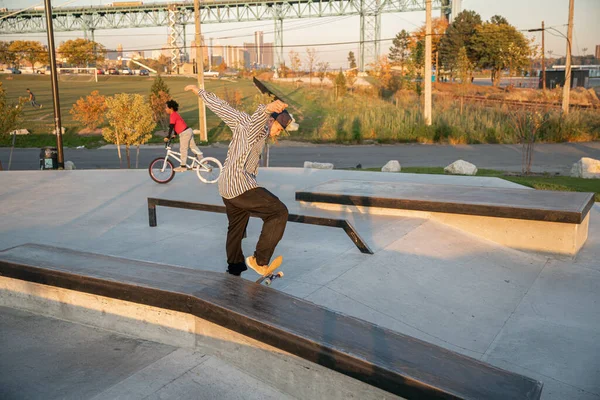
[[184, 84, 298, 277]]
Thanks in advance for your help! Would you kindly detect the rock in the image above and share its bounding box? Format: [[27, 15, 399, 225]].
[[65, 161, 76, 170], [444, 160, 478, 175], [10, 129, 29, 135], [570, 157, 600, 179], [381, 160, 401, 172], [304, 161, 334, 169]]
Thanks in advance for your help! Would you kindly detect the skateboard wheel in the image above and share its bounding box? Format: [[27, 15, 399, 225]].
[[265, 279, 272, 286], [277, 271, 284, 278]]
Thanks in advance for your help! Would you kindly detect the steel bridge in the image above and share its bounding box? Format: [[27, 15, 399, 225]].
[[0, 0, 457, 71]]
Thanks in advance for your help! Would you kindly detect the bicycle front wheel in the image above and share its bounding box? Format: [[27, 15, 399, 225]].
[[196, 157, 222, 184], [149, 157, 175, 184]]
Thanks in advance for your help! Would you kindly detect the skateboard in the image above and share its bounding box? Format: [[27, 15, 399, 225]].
[[255, 255, 284, 286]]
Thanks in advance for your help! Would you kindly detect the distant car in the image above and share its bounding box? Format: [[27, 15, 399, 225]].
[[139, 69, 149, 76], [96, 69, 105, 75], [108, 68, 119, 75], [10, 68, 22, 74], [36, 69, 45, 74], [204, 70, 219, 78], [121, 68, 132, 75]]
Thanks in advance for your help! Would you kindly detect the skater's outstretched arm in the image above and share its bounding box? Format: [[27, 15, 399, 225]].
[[184, 85, 246, 129]]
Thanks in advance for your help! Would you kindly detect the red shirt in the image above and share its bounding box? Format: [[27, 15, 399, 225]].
[[169, 111, 188, 135]]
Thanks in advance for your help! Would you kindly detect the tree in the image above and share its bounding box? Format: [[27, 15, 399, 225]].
[[456, 47, 473, 114], [0, 41, 17, 67], [316, 61, 329, 87], [370, 55, 398, 93], [150, 74, 170, 97], [0, 82, 25, 136], [472, 21, 532, 86], [58, 39, 106, 67], [288, 50, 301, 77], [439, 10, 482, 75], [103, 93, 156, 168], [70, 90, 107, 130], [334, 68, 347, 99], [348, 51, 357, 70], [509, 109, 549, 175], [305, 48, 318, 85], [410, 17, 448, 70], [490, 15, 509, 25], [389, 29, 413, 88], [149, 91, 171, 132], [8, 41, 48, 71]]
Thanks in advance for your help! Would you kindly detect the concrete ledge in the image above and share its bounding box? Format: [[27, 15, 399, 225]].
[[0, 276, 401, 400], [296, 180, 594, 256], [299, 202, 590, 256], [0, 244, 543, 400]]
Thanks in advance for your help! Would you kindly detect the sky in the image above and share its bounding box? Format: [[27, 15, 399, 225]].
[[0, 0, 598, 68]]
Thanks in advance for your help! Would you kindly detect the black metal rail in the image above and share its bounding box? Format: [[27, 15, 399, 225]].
[[148, 197, 373, 254]]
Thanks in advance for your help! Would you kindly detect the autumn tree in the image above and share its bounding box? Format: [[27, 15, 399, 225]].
[[8, 40, 48, 71], [409, 17, 448, 70], [316, 61, 329, 87], [70, 90, 107, 130], [0, 82, 25, 136], [0, 41, 17, 67], [288, 50, 301, 77], [58, 39, 106, 67], [103, 93, 156, 168], [305, 48, 318, 85]]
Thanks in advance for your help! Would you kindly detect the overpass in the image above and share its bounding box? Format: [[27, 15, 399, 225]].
[[0, 0, 457, 71]]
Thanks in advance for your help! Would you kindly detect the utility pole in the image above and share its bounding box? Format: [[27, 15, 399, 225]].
[[541, 21, 546, 90], [424, 0, 432, 126], [44, 0, 64, 168], [562, 0, 574, 115], [193, 0, 208, 141]]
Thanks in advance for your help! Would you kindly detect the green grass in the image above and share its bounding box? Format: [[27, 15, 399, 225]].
[[356, 166, 600, 201], [0, 74, 259, 147]]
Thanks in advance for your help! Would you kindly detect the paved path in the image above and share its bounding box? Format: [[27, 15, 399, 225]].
[[2, 141, 599, 173]]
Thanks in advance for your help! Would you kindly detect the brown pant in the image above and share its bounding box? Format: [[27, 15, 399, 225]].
[[222, 187, 288, 267]]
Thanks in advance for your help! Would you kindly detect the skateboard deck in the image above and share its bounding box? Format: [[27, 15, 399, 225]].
[[255, 255, 284, 286]]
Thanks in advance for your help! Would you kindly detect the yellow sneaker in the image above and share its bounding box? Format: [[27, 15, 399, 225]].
[[246, 255, 283, 276]]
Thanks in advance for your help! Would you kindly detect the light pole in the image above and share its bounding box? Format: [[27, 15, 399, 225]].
[[43, 0, 64, 168], [194, 0, 208, 142]]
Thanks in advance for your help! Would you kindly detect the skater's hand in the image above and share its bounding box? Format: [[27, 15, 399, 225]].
[[266, 100, 287, 114], [163, 137, 169, 142], [184, 85, 200, 93]]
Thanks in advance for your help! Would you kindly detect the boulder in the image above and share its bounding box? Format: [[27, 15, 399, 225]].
[[65, 161, 76, 170], [444, 160, 478, 176], [381, 160, 401, 172], [304, 161, 334, 170], [570, 157, 600, 179], [10, 129, 29, 135]]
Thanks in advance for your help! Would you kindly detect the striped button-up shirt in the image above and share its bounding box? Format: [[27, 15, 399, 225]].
[[198, 89, 270, 199]]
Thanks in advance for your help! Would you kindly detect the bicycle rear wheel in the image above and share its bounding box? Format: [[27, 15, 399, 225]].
[[196, 157, 222, 184], [149, 157, 175, 184]]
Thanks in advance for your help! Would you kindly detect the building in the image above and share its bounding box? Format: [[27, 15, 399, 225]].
[[255, 31, 264, 66], [244, 42, 257, 67], [263, 43, 274, 67], [190, 37, 209, 66], [596, 45, 600, 60]]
